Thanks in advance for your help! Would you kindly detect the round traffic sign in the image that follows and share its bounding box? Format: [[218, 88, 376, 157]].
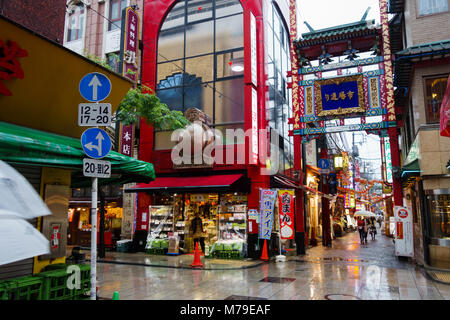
[[318, 158, 330, 170], [79, 72, 111, 102], [81, 128, 112, 159]]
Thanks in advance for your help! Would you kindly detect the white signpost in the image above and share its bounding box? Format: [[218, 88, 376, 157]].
[[79, 72, 112, 300], [78, 103, 112, 126], [394, 206, 414, 257], [83, 158, 111, 178]]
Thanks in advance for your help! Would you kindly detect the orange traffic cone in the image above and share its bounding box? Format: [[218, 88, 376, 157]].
[[191, 242, 204, 268], [260, 239, 269, 261]]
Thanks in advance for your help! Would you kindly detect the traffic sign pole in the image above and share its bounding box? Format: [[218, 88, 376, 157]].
[[79, 73, 112, 301], [90, 176, 98, 300]]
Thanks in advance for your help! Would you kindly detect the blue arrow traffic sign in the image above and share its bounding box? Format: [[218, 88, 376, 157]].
[[81, 128, 112, 159], [318, 158, 330, 170], [79, 72, 111, 102]]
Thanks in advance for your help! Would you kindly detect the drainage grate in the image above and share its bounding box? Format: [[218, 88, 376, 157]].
[[426, 270, 450, 284], [225, 295, 268, 300], [259, 277, 296, 284]]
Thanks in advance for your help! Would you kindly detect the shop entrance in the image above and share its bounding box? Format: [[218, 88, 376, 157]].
[[147, 193, 248, 257]]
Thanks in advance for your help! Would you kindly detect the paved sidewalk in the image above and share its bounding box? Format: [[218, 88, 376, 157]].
[[93, 227, 450, 300], [84, 250, 263, 270]]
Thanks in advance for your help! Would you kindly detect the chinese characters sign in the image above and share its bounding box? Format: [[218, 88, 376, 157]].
[[278, 190, 294, 240], [0, 40, 28, 96], [315, 75, 364, 117], [259, 189, 277, 240], [121, 7, 139, 83], [119, 123, 134, 157], [384, 137, 392, 183]]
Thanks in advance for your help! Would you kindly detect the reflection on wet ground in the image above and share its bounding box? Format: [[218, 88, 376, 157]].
[[95, 228, 450, 300]]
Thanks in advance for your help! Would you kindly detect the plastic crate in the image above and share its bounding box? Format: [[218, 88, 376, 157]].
[[0, 282, 9, 300], [72, 264, 91, 299], [37, 269, 72, 300], [7, 276, 43, 300], [42, 263, 67, 272]]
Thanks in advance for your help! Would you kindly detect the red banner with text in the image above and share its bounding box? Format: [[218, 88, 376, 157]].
[[278, 190, 295, 240]]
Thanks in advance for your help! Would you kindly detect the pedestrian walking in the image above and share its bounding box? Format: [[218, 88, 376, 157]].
[[190, 212, 205, 253], [357, 217, 367, 244], [363, 218, 369, 243], [369, 217, 377, 240], [377, 215, 382, 228]]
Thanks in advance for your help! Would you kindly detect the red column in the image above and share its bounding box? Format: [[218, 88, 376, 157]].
[[388, 128, 403, 206]]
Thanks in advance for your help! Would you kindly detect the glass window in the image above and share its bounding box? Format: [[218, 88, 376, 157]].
[[156, 87, 184, 112], [185, 20, 214, 57], [156, 0, 244, 149], [418, 0, 449, 16], [157, 60, 184, 84], [216, 50, 244, 79], [184, 84, 214, 118], [107, 53, 119, 73], [185, 54, 214, 82], [187, 0, 213, 23], [67, 4, 85, 42], [216, 0, 243, 18], [109, 0, 128, 31], [161, 1, 186, 30], [158, 27, 185, 62], [427, 194, 450, 239], [215, 78, 244, 124], [424, 75, 448, 124], [215, 15, 244, 51]]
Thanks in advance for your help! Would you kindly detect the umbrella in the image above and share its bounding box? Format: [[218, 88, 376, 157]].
[[354, 210, 376, 218], [0, 161, 52, 220], [0, 210, 50, 265], [0, 161, 51, 265]]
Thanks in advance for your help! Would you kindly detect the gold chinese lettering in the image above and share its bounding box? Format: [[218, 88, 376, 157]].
[[347, 90, 354, 99], [339, 91, 346, 100], [331, 92, 338, 101], [325, 94, 330, 102]]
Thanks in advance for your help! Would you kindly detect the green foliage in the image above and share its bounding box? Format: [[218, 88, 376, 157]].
[[115, 86, 190, 130], [84, 51, 118, 71]]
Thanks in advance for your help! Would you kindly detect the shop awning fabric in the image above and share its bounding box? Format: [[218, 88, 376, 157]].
[[0, 121, 155, 188], [125, 174, 250, 194]]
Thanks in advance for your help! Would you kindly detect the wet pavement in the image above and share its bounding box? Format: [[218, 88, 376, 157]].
[[94, 227, 450, 300]]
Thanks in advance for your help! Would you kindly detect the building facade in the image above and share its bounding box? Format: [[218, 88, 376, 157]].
[[129, 0, 305, 257], [391, 0, 450, 269]]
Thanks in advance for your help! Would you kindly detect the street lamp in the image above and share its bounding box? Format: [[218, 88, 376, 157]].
[[334, 155, 343, 170]]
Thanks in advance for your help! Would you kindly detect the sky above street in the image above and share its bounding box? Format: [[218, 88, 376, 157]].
[[297, 0, 381, 35], [296, 0, 384, 179]]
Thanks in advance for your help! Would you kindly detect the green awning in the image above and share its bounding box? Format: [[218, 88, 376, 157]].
[[401, 159, 420, 178], [0, 121, 155, 188]]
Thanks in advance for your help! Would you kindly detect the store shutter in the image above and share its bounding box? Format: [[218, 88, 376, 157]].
[[0, 164, 42, 280]]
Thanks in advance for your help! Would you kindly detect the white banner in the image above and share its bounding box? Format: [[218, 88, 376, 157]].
[[394, 206, 414, 257]]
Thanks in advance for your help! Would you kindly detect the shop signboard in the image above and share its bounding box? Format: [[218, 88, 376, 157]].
[[394, 206, 414, 257], [278, 190, 295, 239], [259, 189, 277, 240], [248, 209, 259, 234], [118, 122, 134, 157], [120, 7, 139, 83]]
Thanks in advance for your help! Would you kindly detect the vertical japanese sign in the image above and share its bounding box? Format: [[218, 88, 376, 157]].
[[250, 87, 258, 164], [384, 137, 393, 183], [120, 7, 139, 83], [394, 206, 414, 257], [379, 0, 396, 122], [259, 189, 277, 240], [250, 12, 257, 87], [278, 190, 295, 239], [118, 122, 134, 157]]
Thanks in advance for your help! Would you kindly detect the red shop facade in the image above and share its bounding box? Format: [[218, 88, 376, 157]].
[[128, 0, 306, 258]]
